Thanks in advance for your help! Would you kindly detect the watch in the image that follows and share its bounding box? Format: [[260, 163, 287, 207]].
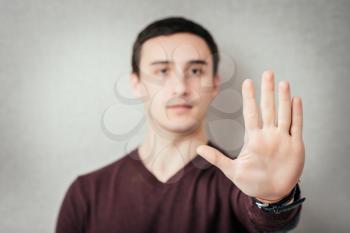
[[253, 184, 306, 214]]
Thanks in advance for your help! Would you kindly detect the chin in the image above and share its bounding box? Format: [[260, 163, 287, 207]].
[[162, 120, 200, 134]]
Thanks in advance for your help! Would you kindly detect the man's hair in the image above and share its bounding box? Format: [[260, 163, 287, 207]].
[[131, 16, 220, 77]]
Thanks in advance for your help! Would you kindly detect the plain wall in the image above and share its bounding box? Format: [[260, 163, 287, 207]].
[[1, 0, 349, 232]]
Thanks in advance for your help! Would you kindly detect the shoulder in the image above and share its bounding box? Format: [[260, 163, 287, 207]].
[[73, 147, 138, 190]]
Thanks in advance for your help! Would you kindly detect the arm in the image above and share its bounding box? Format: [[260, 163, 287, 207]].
[[197, 70, 306, 232], [55, 177, 88, 233], [231, 183, 303, 233]]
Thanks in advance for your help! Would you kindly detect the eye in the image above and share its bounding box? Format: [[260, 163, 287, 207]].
[[189, 68, 203, 76], [156, 67, 170, 76]]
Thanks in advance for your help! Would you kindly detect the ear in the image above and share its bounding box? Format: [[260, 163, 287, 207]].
[[211, 73, 221, 98], [130, 72, 148, 101]]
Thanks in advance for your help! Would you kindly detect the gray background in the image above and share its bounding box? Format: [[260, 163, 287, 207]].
[[1, 0, 350, 232]]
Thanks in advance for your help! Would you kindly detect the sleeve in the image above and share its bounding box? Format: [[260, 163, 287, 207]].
[[230, 183, 303, 233], [55, 176, 89, 233]]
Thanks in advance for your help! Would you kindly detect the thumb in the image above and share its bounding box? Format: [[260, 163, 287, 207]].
[[196, 145, 233, 176]]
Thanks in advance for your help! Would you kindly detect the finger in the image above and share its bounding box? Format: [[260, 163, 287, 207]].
[[196, 145, 233, 176], [278, 81, 292, 132], [242, 79, 260, 130], [290, 96, 303, 140], [260, 70, 276, 127]]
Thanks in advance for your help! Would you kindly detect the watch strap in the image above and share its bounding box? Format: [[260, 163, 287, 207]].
[[253, 184, 305, 214]]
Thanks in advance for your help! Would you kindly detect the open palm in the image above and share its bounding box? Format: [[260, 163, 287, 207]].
[[197, 70, 305, 203]]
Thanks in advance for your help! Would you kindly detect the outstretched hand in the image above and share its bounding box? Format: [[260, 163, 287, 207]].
[[197, 70, 305, 203]]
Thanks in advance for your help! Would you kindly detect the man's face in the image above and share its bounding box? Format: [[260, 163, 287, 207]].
[[131, 32, 220, 135]]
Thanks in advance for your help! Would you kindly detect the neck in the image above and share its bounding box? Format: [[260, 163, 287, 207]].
[[137, 119, 209, 182]]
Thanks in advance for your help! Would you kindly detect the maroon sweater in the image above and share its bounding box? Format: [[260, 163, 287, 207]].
[[55, 140, 302, 233]]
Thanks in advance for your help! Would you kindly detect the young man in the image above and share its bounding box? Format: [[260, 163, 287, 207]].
[[56, 17, 305, 233]]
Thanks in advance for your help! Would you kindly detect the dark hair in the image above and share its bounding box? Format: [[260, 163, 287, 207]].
[[131, 16, 220, 77]]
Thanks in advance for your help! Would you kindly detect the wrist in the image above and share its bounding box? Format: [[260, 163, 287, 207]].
[[253, 184, 305, 214], [255, 190, 294, 204]]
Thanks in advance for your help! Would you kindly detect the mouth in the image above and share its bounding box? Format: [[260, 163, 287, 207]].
[[167, 104, 192, 108], [166, 104, 193, 113]]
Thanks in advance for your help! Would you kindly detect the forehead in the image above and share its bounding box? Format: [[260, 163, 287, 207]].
[[140, 33, 212, 65]]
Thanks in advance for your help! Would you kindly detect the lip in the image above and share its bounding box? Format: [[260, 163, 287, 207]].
[[167, 104, 192, 108], [166, 105, 193, 114]]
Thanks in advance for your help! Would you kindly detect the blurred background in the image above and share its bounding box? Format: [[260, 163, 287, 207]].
[[1, 0, 349, 232]]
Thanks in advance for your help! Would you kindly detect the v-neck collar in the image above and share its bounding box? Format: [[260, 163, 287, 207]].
[[127, 140, 215, 189]]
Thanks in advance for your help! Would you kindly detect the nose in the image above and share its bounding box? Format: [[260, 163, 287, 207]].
[[172, 73, 188, 96]]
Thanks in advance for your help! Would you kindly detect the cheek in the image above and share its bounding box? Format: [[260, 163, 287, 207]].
[[199, 75, 215, 89], [145, 87, 169, 115], [197, 95, 212, 114], [190, 78, 215, 103], [142, 80, 166, 101]]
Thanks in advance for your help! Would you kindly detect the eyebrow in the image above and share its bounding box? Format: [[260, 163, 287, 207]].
[[150, 59, 208, 66]]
